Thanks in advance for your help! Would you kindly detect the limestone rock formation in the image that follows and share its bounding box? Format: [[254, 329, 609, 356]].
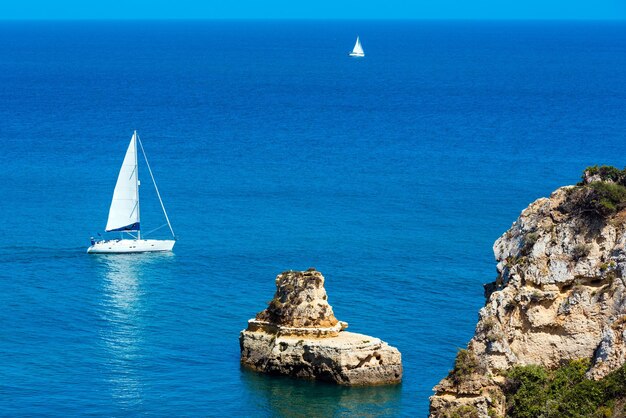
[[430, 173, 626, 417], [240, 268, 402, 385]]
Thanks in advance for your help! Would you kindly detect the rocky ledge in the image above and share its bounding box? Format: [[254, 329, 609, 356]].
[[240, 268, 402, 385], [430, 167, 626, 417]]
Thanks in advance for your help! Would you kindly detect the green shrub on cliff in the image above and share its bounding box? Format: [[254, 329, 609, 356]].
[[582, 165, 626, 184], [561, 166, 626, 218], [503, 359, 626, 417], [450, 349, 481, 384], [505, 364, 549, 418], [588, 181, 626, 215]]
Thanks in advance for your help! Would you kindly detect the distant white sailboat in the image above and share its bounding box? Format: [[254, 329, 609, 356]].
[[87, 131, 176, 254], [349, 36, 365, 57]]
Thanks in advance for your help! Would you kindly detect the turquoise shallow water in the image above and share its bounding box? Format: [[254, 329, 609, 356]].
[[0, 20, 625, 416]]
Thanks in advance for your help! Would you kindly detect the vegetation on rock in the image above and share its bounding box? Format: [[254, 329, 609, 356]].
[[571, 243, 592, 260], [503, 359, 626, 418], [557, 166, 626, 218], [582, 165, 626, 184], [450, 349, 482, 384], [447, 405, 479, 418]]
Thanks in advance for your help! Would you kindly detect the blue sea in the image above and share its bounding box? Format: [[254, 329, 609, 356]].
[[0, 20, 625, 416]]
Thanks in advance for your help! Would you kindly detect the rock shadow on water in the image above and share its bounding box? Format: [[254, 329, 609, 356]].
[[240, 366, 402, 417]]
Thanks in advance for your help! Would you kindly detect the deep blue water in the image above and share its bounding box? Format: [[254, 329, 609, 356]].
[[0, 20, 625, 416]]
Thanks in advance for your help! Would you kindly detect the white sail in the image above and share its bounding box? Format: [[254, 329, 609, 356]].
[[350, 36, 364, 57], [105, 132, 140, 232]]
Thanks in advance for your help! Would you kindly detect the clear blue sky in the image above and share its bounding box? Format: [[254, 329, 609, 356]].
[[1, 0, 624, 20]]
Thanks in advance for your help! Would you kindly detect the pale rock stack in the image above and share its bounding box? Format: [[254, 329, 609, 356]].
[[240, 268, 402, 386], [430, 178, 626, 417]]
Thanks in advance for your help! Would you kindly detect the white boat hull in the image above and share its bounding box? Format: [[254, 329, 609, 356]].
[[349, 52, 364, 57], [87, 239, 175, 254]]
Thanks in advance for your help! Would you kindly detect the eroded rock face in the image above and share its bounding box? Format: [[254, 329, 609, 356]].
[[430, 184, 626, 417], [255, 268, 339, 330], [240, 269, 402, 385]]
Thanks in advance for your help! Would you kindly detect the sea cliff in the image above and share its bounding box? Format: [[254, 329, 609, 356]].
[[240, 268, 402, 386], [430, 167, 626, 417]]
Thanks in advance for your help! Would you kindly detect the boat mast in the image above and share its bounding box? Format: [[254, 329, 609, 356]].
[[134, 130, 141, 240], [136, 133, 176, 239]]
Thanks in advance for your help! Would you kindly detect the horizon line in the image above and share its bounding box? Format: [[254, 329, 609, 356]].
[[0, 17, 625, 22]]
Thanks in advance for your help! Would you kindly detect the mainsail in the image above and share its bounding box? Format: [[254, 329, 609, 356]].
[[352, 37, 364, 55], [105, 132, 140, 232]]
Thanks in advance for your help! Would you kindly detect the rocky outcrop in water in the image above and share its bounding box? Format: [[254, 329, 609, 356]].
[[240, 268, 402, 386], [430, 169, 626, 417]]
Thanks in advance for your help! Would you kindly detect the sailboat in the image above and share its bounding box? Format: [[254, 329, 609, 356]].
[[87, 131, 176, 254], [349, 36, 364, 57]]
